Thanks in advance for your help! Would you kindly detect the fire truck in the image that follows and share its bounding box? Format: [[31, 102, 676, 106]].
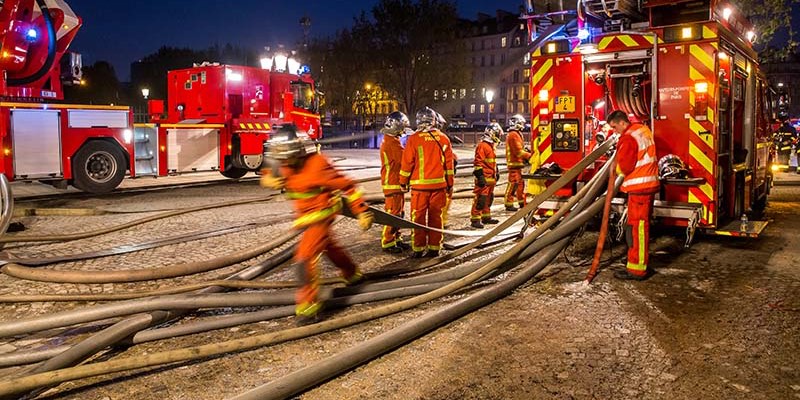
[[0, 0, 135, 194], [525, 0, 776, 242], [135, 62, 321, 179]]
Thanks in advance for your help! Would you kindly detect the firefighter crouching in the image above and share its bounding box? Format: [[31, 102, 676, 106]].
[[607, 111, 658, 281], [504, 114, 532, 211], [399, 106, 456, 258], [380, 111, 412, 253], [471, 123, 502, 229], [261, 129, 373, 320]]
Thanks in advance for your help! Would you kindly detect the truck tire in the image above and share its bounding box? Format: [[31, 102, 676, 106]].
[[220, 166, 248, 179], [72, 141, 126, 194]]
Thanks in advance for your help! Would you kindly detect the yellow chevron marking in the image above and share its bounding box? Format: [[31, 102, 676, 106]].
[[711, 42, 718, 49], [618, 35, 639, 47], [598, 36, 615, 50], [247, 123, 255, 129], [703, 26, 717, 39], [708, 107, 715, 124], [709, 209, 714, 224], [688, 191, 709, 222], [533, 48, 541, 57], [239, 123, 246, 129], [690, 44, 715, 73], [541, 145, 552, 164], [690, 141, 714, 175], [699, 182, 713, 200], [532, 59, 553, 88], [690, 118, 714, 148], [715, 230, 732, 236]]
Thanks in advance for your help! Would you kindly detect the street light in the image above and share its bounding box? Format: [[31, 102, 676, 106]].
[[485, 89, 495, 124], [141, 88, 150, 100]]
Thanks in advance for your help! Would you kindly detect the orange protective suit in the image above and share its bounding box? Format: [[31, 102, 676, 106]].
[[504, 129, 531, 208], [380, 134, 405, 248], [281, 152, 368, 311], [471, 140, 497, 222], [399, 128, 455, 253]]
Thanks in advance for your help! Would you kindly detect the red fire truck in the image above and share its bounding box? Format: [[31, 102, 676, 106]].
[[526, 0, 776, 242], [136, 62, 321, 179], [0, 0, 135, 194]]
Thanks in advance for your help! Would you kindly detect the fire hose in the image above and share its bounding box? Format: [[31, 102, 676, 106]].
[[0, 139, 617, 398]]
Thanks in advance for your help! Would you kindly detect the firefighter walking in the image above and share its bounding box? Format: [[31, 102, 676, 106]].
[[379, 111, 412, 253], [471, 123, 502, 229], [504, 114, 532, 211], [607, 111, 659, 280], [399, 106, 456, 258], [261, 129, 373, 320]]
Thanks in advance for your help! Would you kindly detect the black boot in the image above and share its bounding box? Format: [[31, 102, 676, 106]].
[[470, 220, 485, 229], [482, 218, 499, 224]]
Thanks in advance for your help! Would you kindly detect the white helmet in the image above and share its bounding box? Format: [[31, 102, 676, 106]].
[[381, 111, 410, 136], [483, 122, 503, 144], [415, 106, 438, 131], [508, 114, 526, 131]]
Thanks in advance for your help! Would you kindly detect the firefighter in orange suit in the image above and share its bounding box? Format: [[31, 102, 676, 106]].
[[261, 129, 373, 320], [504, 114, 532, 211], [607, 110, 659, 281], [399, 106, 455, 258], [379, 111, 412, 253], [471, 123, 502, 229]]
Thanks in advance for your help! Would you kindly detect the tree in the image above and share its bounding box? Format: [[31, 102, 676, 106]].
[[64, 61, 122, 105], [733, 0, 800, 60], [366, 0, 470, 114]]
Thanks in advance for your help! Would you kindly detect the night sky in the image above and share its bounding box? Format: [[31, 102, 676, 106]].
[[68, 0, 526, 81]]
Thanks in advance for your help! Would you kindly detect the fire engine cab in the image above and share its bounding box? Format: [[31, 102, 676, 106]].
[[135, 61, 321, 179], [0, 0, 135, 194], [525, 0, 776, 243]]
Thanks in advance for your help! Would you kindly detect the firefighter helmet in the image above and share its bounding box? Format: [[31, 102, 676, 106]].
[[508, 114, 526, 131], [483, 122, 503, 144], [415, 106, 438, 131], [265, 124, 317, 161], [381, 111, 410, 136], [435, 112, 447, 129], [658, 154, 688, 180]]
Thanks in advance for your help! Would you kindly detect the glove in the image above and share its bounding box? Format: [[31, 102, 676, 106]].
[[476, 174, 487, 188], [453, 159, 459, 172], [357, 211, 373, 231], [400, 184, 410, 193], [495, 168, 500, 181], [260, 174, 285, 190], [447, 186, 453, 196]]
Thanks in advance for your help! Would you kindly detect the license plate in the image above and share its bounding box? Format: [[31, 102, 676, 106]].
[[555, 95, 576, 113]]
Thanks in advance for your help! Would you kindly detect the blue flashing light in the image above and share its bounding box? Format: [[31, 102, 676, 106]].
[[577, 29, 590, 41], [299, 64, 311, 74], [25, 28, 38, 41]]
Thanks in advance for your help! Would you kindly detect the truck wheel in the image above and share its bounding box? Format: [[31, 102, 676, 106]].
[[73, 141, 126, 194], [220, 166, 248, 179]]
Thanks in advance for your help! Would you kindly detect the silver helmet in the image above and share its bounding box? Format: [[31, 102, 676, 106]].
[[483, 122, 503, 144], [508, 114, 527, 131], [415, 106, 438, 131], [265, 125, 317, 161], [381, 111, 410, 136]]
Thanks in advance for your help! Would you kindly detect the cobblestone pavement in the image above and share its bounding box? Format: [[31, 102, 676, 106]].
[[0, 151, 797, 400]]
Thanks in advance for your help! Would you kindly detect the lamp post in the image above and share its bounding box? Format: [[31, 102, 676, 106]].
[[141, 88, 150, 100], [484, 89, 495, 126]]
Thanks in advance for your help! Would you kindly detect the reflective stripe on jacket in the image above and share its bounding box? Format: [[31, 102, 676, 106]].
[[380, 135, 404, 194], [618, 123, 659, 193], [505, 130, 531, 169], [399, 129, 455, 190], [474, 141, 497, 184], [282, 153, 368, 228]]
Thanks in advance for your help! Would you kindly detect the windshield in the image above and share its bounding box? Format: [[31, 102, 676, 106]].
[[290, 81, 316, 113]]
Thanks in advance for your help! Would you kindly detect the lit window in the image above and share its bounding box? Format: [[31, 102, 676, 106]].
[[460, 88, 466, 99], [523, 69, 530, 79], [501, 37, 507, 47], [480, 104, 485, 113], [470, 104, 476, 113], [434, 90, 439, 101]]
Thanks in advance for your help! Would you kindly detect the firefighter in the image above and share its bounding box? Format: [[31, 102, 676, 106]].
[[260, 128, 373, 321], [471, 123, 502, 228], [399, 106, 455, 258], [504, 114, 532, 211], [379, 111, 412, 253], [607, 110, 659, 281]]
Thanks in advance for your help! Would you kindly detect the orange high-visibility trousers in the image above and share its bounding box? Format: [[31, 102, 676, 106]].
[[294, 219, 358, 305], [625, 193, 654, 277], [410, 189, 447, 252], [471, 184, 495, 221], [504, 168, 526, 207], [381, 193, 405, 248]]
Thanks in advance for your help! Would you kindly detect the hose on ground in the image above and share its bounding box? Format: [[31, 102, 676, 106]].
[[0, 143, 614, 397]]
